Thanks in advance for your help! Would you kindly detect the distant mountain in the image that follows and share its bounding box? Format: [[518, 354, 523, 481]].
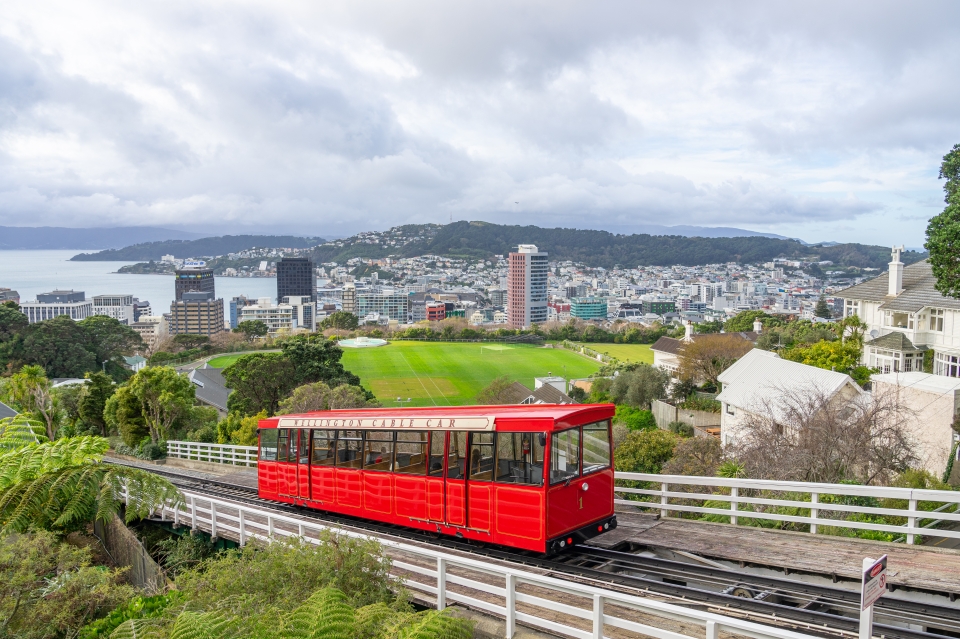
[[70, 235, 325, 261], [627, 224, 790, 240], [309, 221, 926, 269], [0, 226, 201, 250]]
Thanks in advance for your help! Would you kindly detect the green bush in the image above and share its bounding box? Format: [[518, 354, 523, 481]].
[[677, 394, 721, 413], [614, 405, 656, 431], [666, 421, 694, 437], [79, 592, 183, 638]]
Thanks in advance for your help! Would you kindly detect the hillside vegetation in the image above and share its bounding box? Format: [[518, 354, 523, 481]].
[[71, 235, 324, 261]]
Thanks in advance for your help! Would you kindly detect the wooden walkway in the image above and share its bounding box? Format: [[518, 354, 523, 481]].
[[609, 508, 960, 595]]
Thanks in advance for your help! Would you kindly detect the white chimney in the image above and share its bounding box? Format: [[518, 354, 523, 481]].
[[888, 245, 905, 297], [753, 318, 763, 333], [683, 321, 694, 342]]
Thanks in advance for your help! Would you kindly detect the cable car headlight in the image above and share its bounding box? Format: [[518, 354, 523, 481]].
[[581, 482, 589, 491]]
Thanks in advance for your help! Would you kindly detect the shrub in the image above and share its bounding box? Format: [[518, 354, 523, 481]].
[[667, 421, 695, 437], [614, 405, 656, 431]]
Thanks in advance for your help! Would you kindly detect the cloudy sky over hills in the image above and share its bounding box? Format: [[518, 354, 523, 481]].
[[1, 1, 958, 245]]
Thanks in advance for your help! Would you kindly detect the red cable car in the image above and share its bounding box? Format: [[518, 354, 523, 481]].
[[256, 404, 617, 553]]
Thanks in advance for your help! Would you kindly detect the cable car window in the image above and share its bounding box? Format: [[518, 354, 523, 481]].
[[582, 421, 611, 474], [428, 432, 445, 477], [395, 431, 427, 474], [447, 432, 467, 479], [363, 431, 395, 471], [469, 433, 495, 482], [311, 430, 336, 466], [495, 432, 544, 486], [337, 430, 362, 468], [277, 429, 290, 462], [550, 429, 580, 485], [259, 429, 279, 461], [299, 430, 310, 464], [288, 429, 299, 463]]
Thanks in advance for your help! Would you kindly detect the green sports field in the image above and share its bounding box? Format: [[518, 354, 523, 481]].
[[572, 342, 653, 364], [211, 342, 601, 406]]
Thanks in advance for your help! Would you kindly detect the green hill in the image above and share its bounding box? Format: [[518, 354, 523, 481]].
[[71, 235, 324, 261]]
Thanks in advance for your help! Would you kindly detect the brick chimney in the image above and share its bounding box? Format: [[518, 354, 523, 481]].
[[888, 245, 905, 297]]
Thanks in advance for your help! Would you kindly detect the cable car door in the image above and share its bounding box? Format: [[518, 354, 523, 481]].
[[298, 430, 311, 501], [444, 432, 467, 526], [425, 432, 446, 521]]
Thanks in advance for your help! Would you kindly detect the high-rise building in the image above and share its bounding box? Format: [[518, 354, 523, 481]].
[[169, 291, 224, 336], [175, 266, 215, 301], [0, 288, 19, 304], [507, 244, 548, 328], [283, 295, 315, 331], [342, 283, 357, 314], [277, 257, 316, 302], [356, 291, 409, 322], [92, 294, 135, 325], [229, 295, 253, 329], [20, 290, 94, 323]]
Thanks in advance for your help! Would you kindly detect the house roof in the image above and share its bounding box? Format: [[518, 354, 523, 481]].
[[864, 331, 924, 352], [189, 364, 232, 412], [716, 349, 860, 417], [871, 371, 960, 394], [497, 381, 576, 405], [0, 401, 17, 419], [838, 260, 960, 313]]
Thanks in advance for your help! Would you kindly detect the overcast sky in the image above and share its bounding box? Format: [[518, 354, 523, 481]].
[[1, 1, 958, 245]]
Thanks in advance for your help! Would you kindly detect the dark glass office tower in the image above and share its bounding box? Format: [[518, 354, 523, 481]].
[[175, 267, 215, 301], [277, 257, 316, 302]]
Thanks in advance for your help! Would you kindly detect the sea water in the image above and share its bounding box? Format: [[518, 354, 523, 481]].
[[0, 250, 278, 323]]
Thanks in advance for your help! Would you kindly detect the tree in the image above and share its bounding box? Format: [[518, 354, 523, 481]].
[[476, 376, 516, 404], [724, 310, 780, 333], [0, 433, 182, 534], [321, 311, 360, 331], [814, 296, 832, 319], [613, 405, 656, 431], [78, 371, 116, 436], [8, 365, 59, 440], [217, 411, 266, 446], [925, 143, 960, 297], [104, 383, 148, 447], [0, 530, 135, 638], [678, 334, 753, 390], [662, 436, 723, 476], [281, 335, 362, 388], [781, 339, 862, 375], [727, 383, 917, 484], [0, 301, 27, 343], [77, 315, 145, 379], [613, 429, 679, 475], [234, 319, 268, 339], [7, 316, 97, 379], [609, 365, 669, 409], [224, 353, 297, 416], [278, 381, 378, 414], [125, 366, 197, 443]]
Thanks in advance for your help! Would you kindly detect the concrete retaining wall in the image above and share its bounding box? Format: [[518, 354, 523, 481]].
[[94, 515, 167, 593], [651, 399, 721, 433]]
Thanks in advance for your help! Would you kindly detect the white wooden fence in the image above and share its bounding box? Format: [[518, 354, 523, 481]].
[[618, 472, 960, 545], [150, 488, 821, 639], [166, 441, 258, 467], [163, 441, 960, 544]]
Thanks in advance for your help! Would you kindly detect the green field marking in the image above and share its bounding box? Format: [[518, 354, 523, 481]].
[[572, 343, 653, 364], [478, 344, 516, 352]]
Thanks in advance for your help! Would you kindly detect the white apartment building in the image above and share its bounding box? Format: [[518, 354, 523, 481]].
[[20, 290, 93, 323], [507, 244, 548, 328], [92, 294, 135, 325], [240, 297, 315, 335], [131, 315, 169, 344], [838, 248, 960, 376]]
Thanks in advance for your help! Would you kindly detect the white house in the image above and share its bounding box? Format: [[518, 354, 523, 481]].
[[716, 349, 863, 446], [838, 248, 960, 376]]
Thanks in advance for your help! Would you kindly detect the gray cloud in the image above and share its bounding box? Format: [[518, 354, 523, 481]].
[[0, 0, 958, 244]]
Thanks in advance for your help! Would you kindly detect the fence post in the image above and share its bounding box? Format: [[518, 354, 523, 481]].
[[907, 498, 918, 544], [505, 573, 516, 638], [436, 557, 446, 610], [268, 516, 275, 538], [210, 502, 218, 539], [730, 487, 738, 526], [592, 594, 604, 639], [660, 482, 669, 519], [706, 620, 718, 639], [238, 510, 246, 546], [190, 495, 197, 530], [810, 492, 819, 535]]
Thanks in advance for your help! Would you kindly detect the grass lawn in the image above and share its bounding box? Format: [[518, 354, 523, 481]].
[[572, 342, 653, 364], [208, 341, 601, 406]]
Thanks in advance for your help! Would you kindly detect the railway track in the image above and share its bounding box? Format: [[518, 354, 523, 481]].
[[114, 461, 960, 639]]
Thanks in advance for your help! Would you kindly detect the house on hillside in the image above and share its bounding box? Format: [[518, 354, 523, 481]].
[[651, 321, 760, 377], [715, 349, 863, 447], [497, 382, 576, 405], [838, 248, 960, 376]]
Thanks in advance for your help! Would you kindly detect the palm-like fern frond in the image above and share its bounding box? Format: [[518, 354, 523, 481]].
[[283, 588, 357, 639], [0, 415, 47, 451], [108, 618, 164, 639], [169, 611, 236, 639], [355, 603, 398, 639], [0, 436, 182, 533], [393, 610, 472, 639]]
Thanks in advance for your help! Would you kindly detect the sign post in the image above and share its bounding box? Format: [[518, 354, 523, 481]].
[[860, 555, 887, 639]]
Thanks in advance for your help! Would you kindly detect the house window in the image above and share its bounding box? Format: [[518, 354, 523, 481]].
[[725, 403, 735, 416], [930, 309, 945, 332], [845, 300, 860, 317], [935, 352, 960, 377]]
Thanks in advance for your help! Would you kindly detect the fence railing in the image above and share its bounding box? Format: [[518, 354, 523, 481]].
[[617, 472, 960, 545], [148, 488, 820, 639], [166, 441, 258, 467], [163, 442, 960, 544]]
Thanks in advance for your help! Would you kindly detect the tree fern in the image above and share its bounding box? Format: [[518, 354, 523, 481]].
[[169, 611, 236, 639], [0, 415, 47, 451], [355, 603, 398, 639], [282, 588, 357, 639], [393, 611, 472, 639], [108, 618, 164, 639], [0, 435, 182, 534]]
